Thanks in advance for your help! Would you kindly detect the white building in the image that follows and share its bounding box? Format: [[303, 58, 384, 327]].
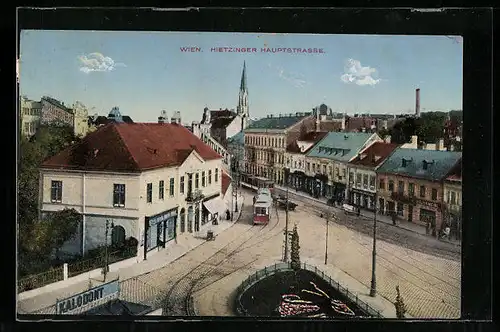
[[39, 122, 223, 261], [20, 96, 42, 137], [346, 142, 399, 210]]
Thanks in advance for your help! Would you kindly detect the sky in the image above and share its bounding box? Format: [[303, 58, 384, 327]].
[[19, 31, 463, 124]]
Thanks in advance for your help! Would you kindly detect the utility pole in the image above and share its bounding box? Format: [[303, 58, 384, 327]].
[[235, 144, 240, 213], [103, 219, 114, 282], [369, 195, 377, 297], [283, 186, 289, 262]]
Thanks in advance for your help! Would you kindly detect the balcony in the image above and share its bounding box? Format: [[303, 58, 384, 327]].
[[391, 191, 417, 205], [186, 189, 204, 203]]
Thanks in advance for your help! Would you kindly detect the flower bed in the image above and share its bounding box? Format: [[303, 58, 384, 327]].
[[238, 268, 373, 318]]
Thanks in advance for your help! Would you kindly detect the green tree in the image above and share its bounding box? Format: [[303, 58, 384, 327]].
[[18, 125, 81, 275], [290, 224, 301, 270], [394, 285, 407, 319]]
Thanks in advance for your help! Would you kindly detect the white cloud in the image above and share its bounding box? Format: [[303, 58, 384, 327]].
[[78, 52, 126, 73], [269, 63, 308, 88], [340, 58, 381, 86]]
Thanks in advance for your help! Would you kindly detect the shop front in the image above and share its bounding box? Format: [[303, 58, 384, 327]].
[[331, 182, 346, 203], [313, 174, 329, 198], [349, 188, 375, 211], [416, 198, 442, 236], [202, 194, 225, 226], [143, 207, 177, 260], [289, 171, 306, 191]]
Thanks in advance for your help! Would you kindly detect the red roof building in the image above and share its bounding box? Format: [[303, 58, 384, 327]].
[[42, 122, 221, 172], [38, 122, 225, 261], [349, 142, 400, 169]]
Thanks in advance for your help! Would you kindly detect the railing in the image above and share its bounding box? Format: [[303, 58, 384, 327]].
[[26, 274, 165, 316], [234, 262, 383, 318], [17, 247, 137, 294], [68, 246, 136, 277], [18, 266, 64, 293]]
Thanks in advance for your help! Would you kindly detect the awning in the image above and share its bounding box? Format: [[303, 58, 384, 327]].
[[203, 197, 226, 215]]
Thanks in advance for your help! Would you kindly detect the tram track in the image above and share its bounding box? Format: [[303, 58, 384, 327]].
[[162, 196, 282, 316], [297, 202, 460, 293], [294, 197, 461, 261], [289, 202, 460, 317]]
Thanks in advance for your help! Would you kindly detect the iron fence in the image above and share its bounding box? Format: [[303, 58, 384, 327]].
[[235, 262, 383, 318], [18, 247, 137, 294], [22, 275, 166, 316], [17, 267, 65, 293], [68, 247, 136, 277]]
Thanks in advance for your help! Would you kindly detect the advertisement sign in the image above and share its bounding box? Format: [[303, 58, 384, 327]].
[[56, 279, 120, 314], [148, 208, 177, 227]]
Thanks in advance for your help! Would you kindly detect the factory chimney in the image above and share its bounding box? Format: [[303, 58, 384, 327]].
[[415, 88, 421, 118]]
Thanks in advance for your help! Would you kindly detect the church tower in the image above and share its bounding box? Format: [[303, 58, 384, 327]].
[[237, 61, 249, 130]]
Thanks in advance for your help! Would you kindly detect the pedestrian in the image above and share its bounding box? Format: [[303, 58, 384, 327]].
[[357, 207, 361, 217], [392, 212, 397, 225], [426, 221, 430, 235]]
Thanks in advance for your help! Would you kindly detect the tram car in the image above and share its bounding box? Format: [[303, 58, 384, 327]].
[[253, 191, 272, 225]]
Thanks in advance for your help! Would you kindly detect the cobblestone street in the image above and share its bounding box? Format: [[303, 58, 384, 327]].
[[136, 189, 460, 318]]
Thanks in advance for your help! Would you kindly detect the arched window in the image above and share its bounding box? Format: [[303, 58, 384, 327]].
[[180, 208, 186, 233], [111, 225, 126, 246]]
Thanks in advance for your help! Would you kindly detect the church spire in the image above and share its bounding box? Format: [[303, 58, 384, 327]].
[[237, 61, 249, 129], [240, 61, 247, 92]]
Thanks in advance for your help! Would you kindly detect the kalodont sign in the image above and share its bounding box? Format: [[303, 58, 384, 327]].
[[56, 279, 120, 314]]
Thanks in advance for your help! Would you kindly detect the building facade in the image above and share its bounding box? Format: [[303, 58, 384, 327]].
[[284, 131, 328, 196], [40, 96, 89, 138], [347, 142, 399, 211], [305, 132, 382, 201], [443, 171, 462, 240], [376, 148, 462, 236], [20, 96, 42, 137], [39, 122, 223, 261], [244, 113, 316, 185]]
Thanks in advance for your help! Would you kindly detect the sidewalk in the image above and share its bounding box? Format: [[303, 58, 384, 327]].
[[274, 184, 460, 247], [18, 197, 245, 314]]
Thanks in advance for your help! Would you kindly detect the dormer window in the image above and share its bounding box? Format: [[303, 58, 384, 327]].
[[422, 160, 428, 170], [402, 158, 407, 167]]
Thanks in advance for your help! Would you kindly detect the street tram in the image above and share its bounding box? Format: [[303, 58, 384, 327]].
[[253, 191, 272, 225], [241, 176, 275, 195]]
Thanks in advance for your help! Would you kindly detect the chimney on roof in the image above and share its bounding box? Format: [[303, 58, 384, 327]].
[[415, 88, 421, 118], [158, 110, 168, 124], [384, 135, 391, 143], [344, 135, 349, 140]]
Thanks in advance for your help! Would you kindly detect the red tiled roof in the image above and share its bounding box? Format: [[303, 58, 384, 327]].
[[319, 121, 342, 132], [286, 131, 328, 153], [221, 171, 231, 195], [346, 117, 375, 131], [349, 142, 399, 168], [41, 123, 222, 172]]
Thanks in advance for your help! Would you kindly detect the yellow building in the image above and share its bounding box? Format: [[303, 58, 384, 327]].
[[244, 113, 316, 184]]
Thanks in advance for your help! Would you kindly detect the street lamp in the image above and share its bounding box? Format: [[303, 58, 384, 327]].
[[103, 219, 115, 282], [369, 195, 377, 297], [324, 214, 329, 265]]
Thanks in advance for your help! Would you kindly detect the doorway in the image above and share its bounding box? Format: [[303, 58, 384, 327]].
[[408, 205, 413, 222]]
